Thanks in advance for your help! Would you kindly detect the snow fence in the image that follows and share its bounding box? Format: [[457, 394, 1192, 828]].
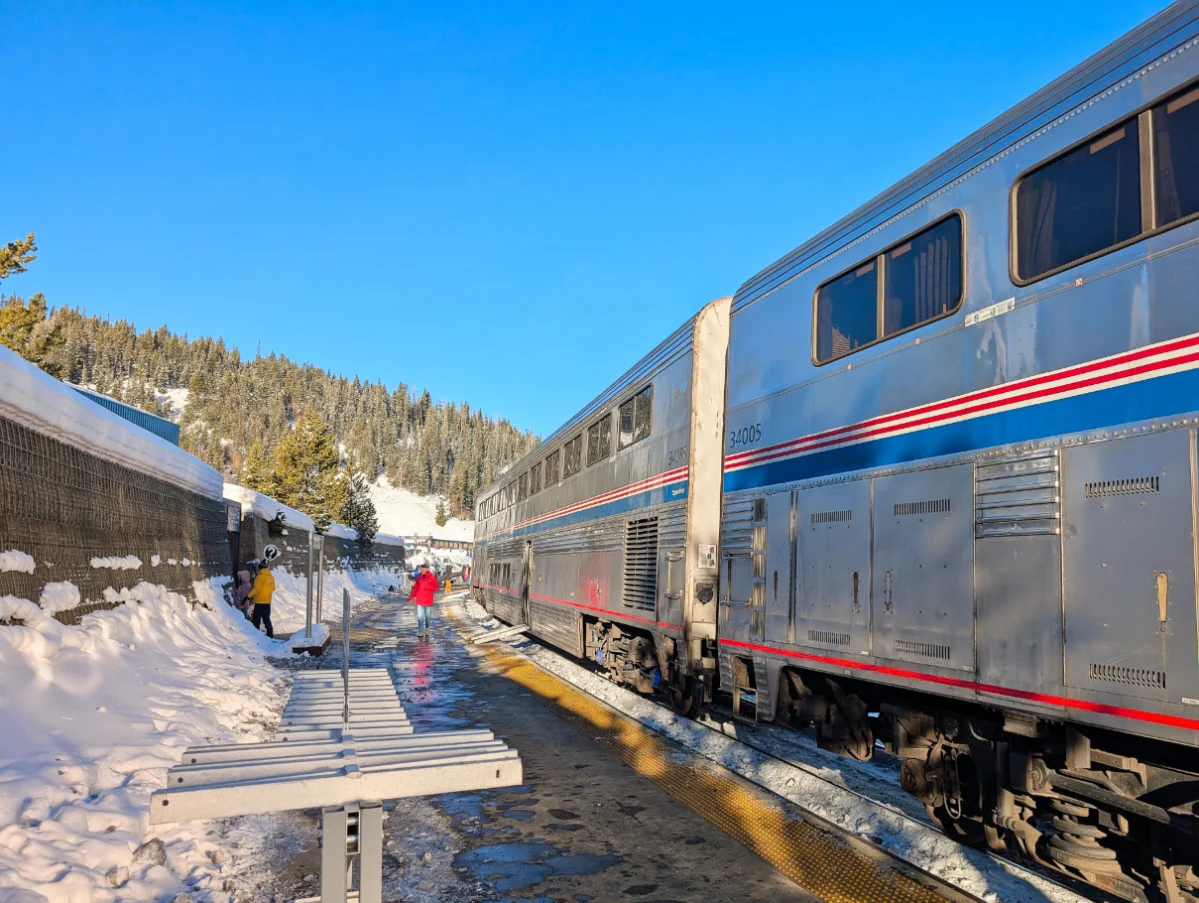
[[0, 347, 235, 623]]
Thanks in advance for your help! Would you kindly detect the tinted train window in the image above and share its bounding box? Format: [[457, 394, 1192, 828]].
[[1154, 86, 1199, 227], [563, 434, 583, 477], [1016, 122, 1141, 282], [618, 386, 653, 449], [517, 472, 528, 502], [587, 414, 612, 466], [884, 215, 962, 337], [815, 261, 878, 363], [544, 449, 560, 485], [529, 462, 542, 495]]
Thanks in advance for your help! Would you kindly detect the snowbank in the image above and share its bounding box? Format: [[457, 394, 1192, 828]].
[[0, 579, 287, 902], [267, 566, 408, 633], [0, 346, 223, 501], [222, 483, 315, 534]]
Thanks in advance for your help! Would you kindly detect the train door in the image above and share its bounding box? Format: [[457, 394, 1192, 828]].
[[719, 496, 764, 644], [797, 480, 871, 657], [518, 541, 533, 625], [764, 490, 795, 645], [872, 464, 975, 671], [1062, 431, 1199, 704]]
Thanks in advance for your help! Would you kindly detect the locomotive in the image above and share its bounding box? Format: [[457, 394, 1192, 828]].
[[473, 5, 1199, 900]]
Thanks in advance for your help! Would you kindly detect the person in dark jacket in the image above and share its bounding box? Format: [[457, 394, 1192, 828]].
[[408, 562, 439, 638]]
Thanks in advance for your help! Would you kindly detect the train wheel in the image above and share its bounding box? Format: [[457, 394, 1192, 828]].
[[670, 676, 701, 718]]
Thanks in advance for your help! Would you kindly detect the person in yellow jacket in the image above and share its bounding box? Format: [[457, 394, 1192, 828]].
[[248, 559, 276, 638]]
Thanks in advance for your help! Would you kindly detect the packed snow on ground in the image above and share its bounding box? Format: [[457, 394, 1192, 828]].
[[368, 477, 474, 542], [0, 578, 288, 903], [455, 600, 1087, 903], [0, 349, 222, 501], [0, 550, 36, 574]]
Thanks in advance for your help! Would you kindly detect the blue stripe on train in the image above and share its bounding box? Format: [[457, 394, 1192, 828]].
[[500, 480, 690, 540], [723, 365, 1199, 493]]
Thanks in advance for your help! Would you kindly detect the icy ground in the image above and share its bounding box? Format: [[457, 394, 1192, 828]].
[[457, 600, 1089, 903]]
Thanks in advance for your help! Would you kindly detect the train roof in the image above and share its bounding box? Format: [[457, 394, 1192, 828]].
[[483, 313, 698, 501], [732, 1, 1199, 314]]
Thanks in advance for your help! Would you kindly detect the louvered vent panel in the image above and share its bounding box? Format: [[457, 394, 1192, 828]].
[[976, 448, 1061, 538], [895, 640, 951, 660], [533, 521, 622, 555], [1088, 663, 1166, 689], [811, 509, 852, 525], [1084, 476, 1160, 498], [894, 499, 950, 516], [623, 517, 659, 612], [808, 629, 851, 646], [659, 503, 688, 550], [721, 497, 755, 553]]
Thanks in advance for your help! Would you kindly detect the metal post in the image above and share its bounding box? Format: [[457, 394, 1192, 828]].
[[359, 800, 384, 903], [316, 535, 325, 622], [342, 587, 351, 727], [320, 805, 349, 902], [305, 533, 315, 639]]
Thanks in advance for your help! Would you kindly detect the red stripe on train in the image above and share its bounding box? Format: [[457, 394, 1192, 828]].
[[719, 638, 1199, 732]]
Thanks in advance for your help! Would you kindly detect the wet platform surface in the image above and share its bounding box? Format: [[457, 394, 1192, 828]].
[[261, 594, 954, 903]]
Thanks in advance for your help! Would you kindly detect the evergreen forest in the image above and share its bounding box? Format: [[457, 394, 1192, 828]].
[[0, 267, 539, 523]]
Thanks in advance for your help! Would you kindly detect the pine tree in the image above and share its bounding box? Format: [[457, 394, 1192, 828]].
[[272, 407, 342, 530], [0, 293, 63, 375], [341, 471, 379, 547], [435, 499, 447, 528], [241, 440, 273, 492]]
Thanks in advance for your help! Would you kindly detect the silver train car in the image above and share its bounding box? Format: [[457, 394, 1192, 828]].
[[474, 5, 1199, 899]]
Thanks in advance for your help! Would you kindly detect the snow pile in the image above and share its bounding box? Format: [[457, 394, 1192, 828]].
[[285, 622, 330, 650], [266, 566, 408, 634], [89, 556, 142, 571], [0, 578, 286, 902], [368, 477, 474, 543], [0, 347, 223, 501], [222, 484, 314, 534], [37, 581, 83, 615], [0, 550, 36, 574]]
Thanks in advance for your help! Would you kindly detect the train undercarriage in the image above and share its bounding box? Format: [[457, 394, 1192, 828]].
[[770, 666, 1199, 903], [510, 600, 1198, 902]]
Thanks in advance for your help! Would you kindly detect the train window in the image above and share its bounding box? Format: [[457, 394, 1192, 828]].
[[544, 449, 560, 485], [529, 462, 542, 495], [618, 385, 653, 449], [1153, 85, 1199, 227], [563, 434, 583, 477], [815, 261, 878, 363], [517, 472, 528, 502], [1015, 121, 1141, 282], [883, 215, 963, 337], [587, 413, 612, 466]]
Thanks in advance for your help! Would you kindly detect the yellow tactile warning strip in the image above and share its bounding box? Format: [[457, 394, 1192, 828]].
[[457, 619, 950, 903]]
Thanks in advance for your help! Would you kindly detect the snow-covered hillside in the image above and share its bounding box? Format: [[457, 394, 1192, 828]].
[[368, 477, 475, 543]]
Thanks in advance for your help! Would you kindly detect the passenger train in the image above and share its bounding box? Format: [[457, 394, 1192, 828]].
[[472, 6, 1199, 900]]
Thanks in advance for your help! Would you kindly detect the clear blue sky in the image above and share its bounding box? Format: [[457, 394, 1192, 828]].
[[2, 1, 1168, 437]]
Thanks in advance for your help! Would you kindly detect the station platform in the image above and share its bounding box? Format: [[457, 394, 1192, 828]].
[[266, 593, 958, 903]]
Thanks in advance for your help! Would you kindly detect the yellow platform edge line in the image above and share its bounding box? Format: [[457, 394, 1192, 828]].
[[456, 616, 947, 903]]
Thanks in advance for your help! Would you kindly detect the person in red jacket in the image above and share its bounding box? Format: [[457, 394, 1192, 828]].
[[409, 562, 439, 638]]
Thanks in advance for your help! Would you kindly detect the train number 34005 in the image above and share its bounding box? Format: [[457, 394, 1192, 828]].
[[728, 423, 762, 449]]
